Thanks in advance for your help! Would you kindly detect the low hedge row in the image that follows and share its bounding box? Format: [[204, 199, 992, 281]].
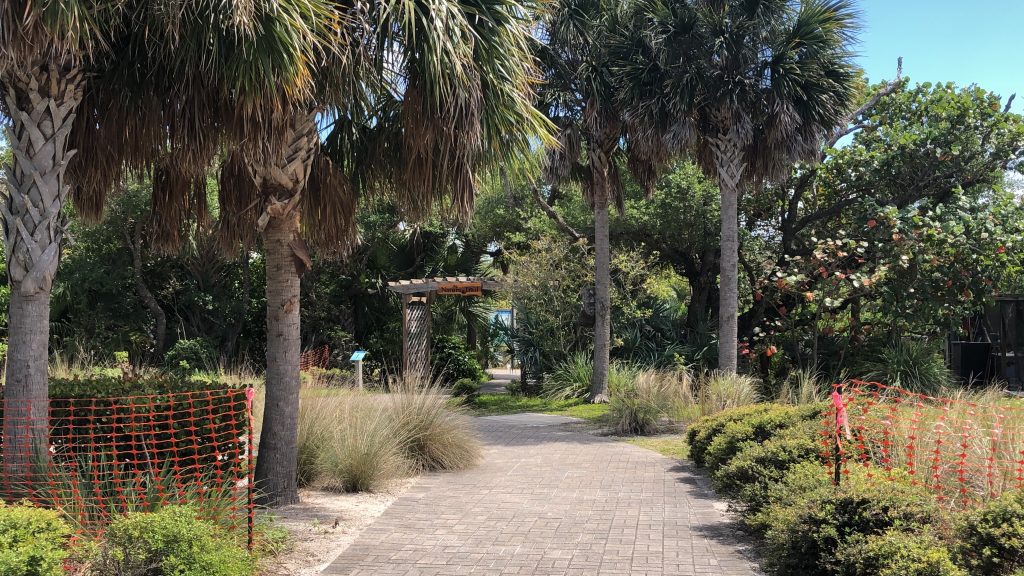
[[691, 403, 1024, 576], [0, 502, 254, 576]]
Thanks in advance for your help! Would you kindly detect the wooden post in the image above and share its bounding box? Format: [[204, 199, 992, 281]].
[[355, 358, 363, 390], [401, 292, 432, 380]]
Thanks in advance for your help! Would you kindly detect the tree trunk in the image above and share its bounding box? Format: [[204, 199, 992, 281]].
[[591, 194, 611, 402], [712, 131, 746, 374], [0, 63, 84, 483], [129, 220, 167, 359], [251, 112, 317, 507], [255, 211, 303, 507]]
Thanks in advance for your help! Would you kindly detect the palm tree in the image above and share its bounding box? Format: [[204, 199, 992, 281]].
[[619, 0, 860, 372], [210, 0, 550, 505], [536, 0, 666, 401], [0, 1, 337, 484]]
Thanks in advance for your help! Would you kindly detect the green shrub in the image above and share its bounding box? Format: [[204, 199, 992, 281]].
[[164, 338, 217, 375], [451, 378, 482, 399], [745, 461, 834, 535], [0, 503, 71, 576], [389, 381, 481, 472], [837, 529, 965, 576], [762, 468, 943, 576], [93, 506, 253, 576], [712, 420, 823, 511], [954, 490, 1024, 575], [703, 403, 825, 472], [609, 369, 689, 435], [686, 403, 787, 468], [432, 335, 486, 385]]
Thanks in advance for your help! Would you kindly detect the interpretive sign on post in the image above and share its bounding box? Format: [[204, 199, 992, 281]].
[[350, 350, 367, 389]]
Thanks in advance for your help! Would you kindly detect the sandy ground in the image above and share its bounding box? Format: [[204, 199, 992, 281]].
[[259, 479, 414, 576]]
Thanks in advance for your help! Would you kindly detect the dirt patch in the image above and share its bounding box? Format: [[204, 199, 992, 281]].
[[259, 479, 414, 576]]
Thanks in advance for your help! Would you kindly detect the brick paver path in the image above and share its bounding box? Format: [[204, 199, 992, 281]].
[[326, 414, 762, 576]]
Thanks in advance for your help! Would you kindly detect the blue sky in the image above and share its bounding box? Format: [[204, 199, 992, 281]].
[[856, 0, 1023, 113]]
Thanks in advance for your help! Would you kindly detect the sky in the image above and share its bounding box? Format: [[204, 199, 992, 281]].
[[856, 0, 1023, 113]]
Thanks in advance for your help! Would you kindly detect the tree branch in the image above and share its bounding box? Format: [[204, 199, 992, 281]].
[[531, 184, 584, 242], [825, 56, 904, 151]]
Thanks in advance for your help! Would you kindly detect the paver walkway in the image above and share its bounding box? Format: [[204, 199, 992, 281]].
[[326, 413, 762, 576]]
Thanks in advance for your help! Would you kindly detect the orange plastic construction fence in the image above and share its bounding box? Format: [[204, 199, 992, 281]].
[[823, 380, 1024, 507], [299, 345, 330, 372], [0, 387, 255, 547]]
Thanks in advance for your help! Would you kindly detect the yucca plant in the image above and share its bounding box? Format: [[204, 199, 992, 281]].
[[543, 352, 594, 400]]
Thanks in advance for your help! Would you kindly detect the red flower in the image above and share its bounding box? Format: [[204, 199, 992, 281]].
[[997, 246, 1006, 254], [867, 219, 877, 228]]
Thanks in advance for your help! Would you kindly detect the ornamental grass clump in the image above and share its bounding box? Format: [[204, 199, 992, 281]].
[[296, 391, 410, 493], [387, 378, 481, 472], [609, 368, 691, 435]]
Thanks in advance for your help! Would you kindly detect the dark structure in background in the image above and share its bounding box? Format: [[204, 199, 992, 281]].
[[948, 295, 1024, 390]]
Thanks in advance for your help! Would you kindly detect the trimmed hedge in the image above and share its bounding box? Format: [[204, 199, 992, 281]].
[[686, 403, 779, 467], [761, 468, 943, 576], [954, 490, 1024, 575], [837, 530, 966, 576], [712, 420, 823, 512], [0, 503, 72, 576], [686, 402, 824, 469]]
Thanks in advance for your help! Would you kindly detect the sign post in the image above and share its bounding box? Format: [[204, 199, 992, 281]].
[[350, 350, 367, 389]]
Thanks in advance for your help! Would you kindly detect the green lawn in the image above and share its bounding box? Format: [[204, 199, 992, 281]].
[[621, 434, 689, 460], [468, 393, 611, 422]]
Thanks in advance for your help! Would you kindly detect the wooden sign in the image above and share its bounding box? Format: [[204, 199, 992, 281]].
[[437, 282, 483, 296]]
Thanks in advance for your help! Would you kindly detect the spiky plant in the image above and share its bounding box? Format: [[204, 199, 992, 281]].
[[618, 0, 861, 372]]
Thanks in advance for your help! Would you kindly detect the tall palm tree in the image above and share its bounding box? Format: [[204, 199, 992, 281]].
[[536, 0, 666, 401], [619, 0, 860, 372], [0, 1, 337, 483], [211, 0, 550, 505]]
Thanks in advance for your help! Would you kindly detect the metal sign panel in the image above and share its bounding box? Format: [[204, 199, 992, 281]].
[[437, 282, 483, 296], [350, 350, 367, 362]]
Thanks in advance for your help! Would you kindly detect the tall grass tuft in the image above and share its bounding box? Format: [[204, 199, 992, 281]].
[[293, 381, 480, 492], [388, 379, 481, 472], [699, 372, 760, 417], [776, 369, 826, 405], [296, 391, 409, 492], [609, 369, 692, 435]]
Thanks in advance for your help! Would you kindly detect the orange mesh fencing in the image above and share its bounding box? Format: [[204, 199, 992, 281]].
[[300, 345, 330, 372], [0, 387, 255, 547], [823, 380, 1024, 507]]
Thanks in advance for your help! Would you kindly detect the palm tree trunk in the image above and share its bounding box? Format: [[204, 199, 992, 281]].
[[251, 112, 317, 507], [128, 220, 167, 359], [255, 210, 304, 506], [1, 63, 84, 482], [713, 131, 745, 374], [591, 193, 611, 402]]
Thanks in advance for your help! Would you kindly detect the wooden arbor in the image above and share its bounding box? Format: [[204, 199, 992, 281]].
[[386, 277, 503, 378]]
